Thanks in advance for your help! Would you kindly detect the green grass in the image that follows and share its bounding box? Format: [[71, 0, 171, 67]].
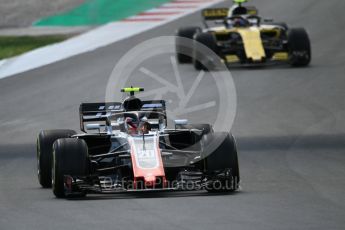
[[0, 35, 69, 60]]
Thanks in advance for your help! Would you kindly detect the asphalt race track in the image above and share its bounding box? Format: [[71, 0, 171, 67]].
[[0, 0, 345, 229]]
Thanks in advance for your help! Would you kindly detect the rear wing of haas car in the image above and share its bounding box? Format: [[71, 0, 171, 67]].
[[79, 101, 166, 132]]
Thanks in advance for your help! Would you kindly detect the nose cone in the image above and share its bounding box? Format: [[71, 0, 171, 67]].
[[144, 175, 156, 187]]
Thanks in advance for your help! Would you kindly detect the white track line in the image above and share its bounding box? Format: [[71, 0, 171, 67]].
[[0, 0, 225, 79]]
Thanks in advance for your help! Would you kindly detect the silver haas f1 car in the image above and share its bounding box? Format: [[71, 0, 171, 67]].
[[37, 87, 240, 198]]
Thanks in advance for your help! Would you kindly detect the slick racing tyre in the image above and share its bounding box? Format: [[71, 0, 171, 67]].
[[52, 138, 89, 198], [37, 130, 76, 188], [204, 132, 240, 192], [176, 27, 201, 64], [288, 28, 311, 67], [193, 32, 219, 71]]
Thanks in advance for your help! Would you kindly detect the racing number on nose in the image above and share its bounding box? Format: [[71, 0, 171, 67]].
[[138, 150, 155, 159]]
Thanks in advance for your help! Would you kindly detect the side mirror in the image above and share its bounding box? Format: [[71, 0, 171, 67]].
[[85, 123, 102, 131], [174, 119, 188, 129], [264, 18, 273, 23]]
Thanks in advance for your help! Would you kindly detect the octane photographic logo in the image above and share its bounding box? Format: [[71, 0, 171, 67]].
[[101, 175, 237, 191], [105, 36, 237, 165]]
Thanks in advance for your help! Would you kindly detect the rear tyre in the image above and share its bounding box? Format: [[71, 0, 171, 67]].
[[193, 32, 219, 71], [204, 132, 240, 192], [52, 138, 89, 198], [288, 28, 311, 67], [176, 27, 201, 64], [37, 130, 76, 188]]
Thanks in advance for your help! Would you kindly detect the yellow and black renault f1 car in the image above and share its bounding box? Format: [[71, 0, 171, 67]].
[[36, 87, 240, 198], [175, 0, 311, 70]]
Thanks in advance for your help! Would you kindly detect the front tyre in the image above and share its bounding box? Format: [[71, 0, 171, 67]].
[[193, 32, 219, 71], [204, 132, 240, 193], [288, 28, 311, 67], [37, 130, 76, 188], [175, 27, 201, 64], [52, 138, 89, 198]]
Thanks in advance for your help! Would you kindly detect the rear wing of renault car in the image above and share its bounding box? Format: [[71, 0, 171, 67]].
[[202, 6, 258, 27], [202, 8, 230, 26]]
